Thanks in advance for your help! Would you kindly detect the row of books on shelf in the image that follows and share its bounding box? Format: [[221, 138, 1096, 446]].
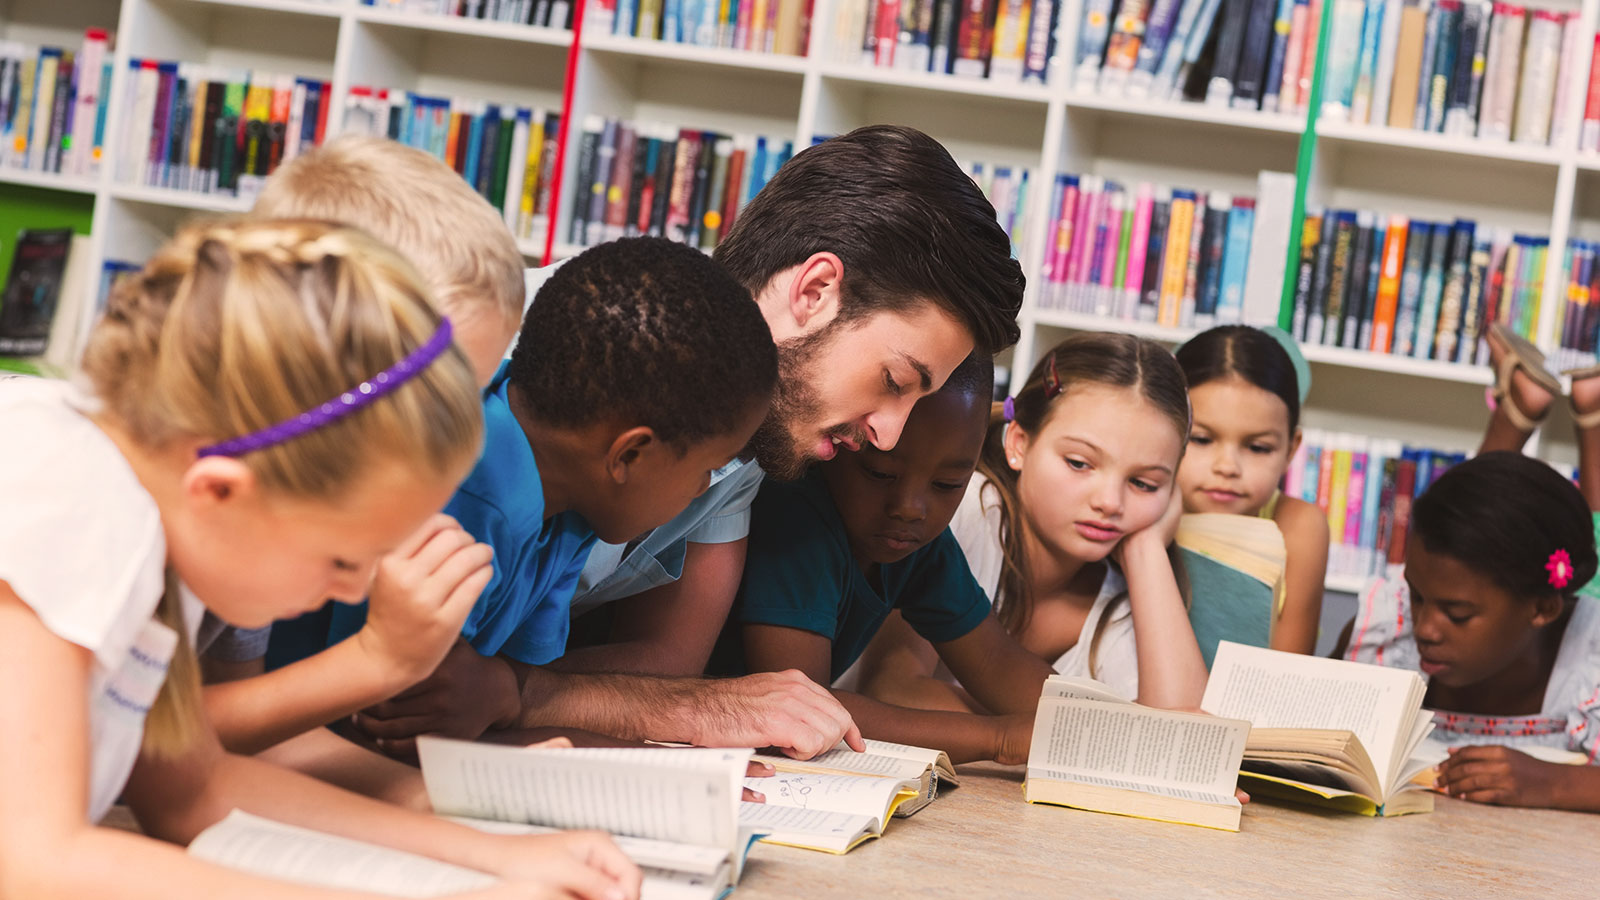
[[116, 61, 333, 199], [1036, 170, 1291, 328], [566, 116, 795, 250], [821, 0, 1058, 83], [1323, 0, 1584, 147], [0, 31, 112, 179], [1554, 238, 1600, 371], [362, 0, 578, 28], [1289, 209, 1548, 366], [342, 88, 562, 244], [965, 161, 1032, 248], [594, 0, 810, 54], [1074, 0, 1324, 114], [1288, 429, 1468, 580]]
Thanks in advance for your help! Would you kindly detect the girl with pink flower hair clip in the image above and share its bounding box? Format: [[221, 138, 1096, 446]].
[[1337, 445, 1600, 813]]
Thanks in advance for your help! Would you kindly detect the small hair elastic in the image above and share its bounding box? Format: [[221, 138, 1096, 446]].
[[197, 317, 454, 458], [1002, 396, 1016, 422], [1546, 548, 1574, 590], [1044, 352, 1064, 399]]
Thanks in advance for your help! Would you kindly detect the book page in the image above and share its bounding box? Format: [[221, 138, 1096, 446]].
[[737, 800, 877, 843], [449, 817, 729, 876], [1027, 697, 1248, 804], [744, 772, 913, 820], [1202, 641, 1421, 790], [1041, 675, 1134, 703], [417, 737, 745, 849], [189, 810, 494, 897], [756, 746, 927, 781]]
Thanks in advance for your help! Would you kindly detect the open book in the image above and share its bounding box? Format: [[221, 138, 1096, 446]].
[[417, 737, 763, 898], [1177, 513, 1287, 666], [1024, 675, 1251, 831], [737, 770, 921, 854], [753, 738, 958, 818], [1200, 641, 1435, 816], [188, 810, 727, 900]]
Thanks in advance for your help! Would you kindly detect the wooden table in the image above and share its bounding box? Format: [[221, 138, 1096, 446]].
[[734, 763, 1597, 900]]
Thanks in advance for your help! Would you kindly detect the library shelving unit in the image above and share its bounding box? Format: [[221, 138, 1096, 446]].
[[7, 0, 1600, 595]]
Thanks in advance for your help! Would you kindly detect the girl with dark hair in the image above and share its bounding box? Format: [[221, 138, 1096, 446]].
[[1174, 325, 1329, 655], [856, 333, 1209, 710]]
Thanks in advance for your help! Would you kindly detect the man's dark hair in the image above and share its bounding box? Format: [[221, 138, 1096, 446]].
[[509, 237, 778, 448], [713, 125, 1024, 355]]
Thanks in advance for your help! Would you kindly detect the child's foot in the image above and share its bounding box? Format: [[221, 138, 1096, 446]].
[[1488, 327, 1556, 427], [1570, 370, 1600, 431]]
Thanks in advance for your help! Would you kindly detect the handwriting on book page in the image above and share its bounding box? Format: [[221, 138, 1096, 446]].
[[744, 773, 904, 818], [189, 811, 494, 898], [1031, 702, 1244, 797]]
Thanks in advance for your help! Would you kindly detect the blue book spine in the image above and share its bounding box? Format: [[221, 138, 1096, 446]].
[[1358, 443, 1388, 574], [463, 105, 486, 187], [1349, 0, 1385, 118], [1216, 200, 1255, 321], [614, 0, 637, 34], [1410, 448, 1433, 498], [1178, 0, 1227, 74], [662, 0, 683, 41], [1323, 0, 1367, 116], [1302, 439, 1323, 503], [1260, 0, 1299, 111], [1152, 0, 1208, 94], [746, 136, 770, 199], [1411, 1, 1441, 128], [1130, 0, 1186, 93]]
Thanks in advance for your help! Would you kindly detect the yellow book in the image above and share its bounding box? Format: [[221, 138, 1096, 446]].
[[1202, 642, 1436, 817], [518, 115, 546, 239], [740, 773, 920, 853], [1158, 192, 1195, 326], [1327, 441, 1352, 545], [754, 737, 959, 818], [1024, 675, 1251, 831]]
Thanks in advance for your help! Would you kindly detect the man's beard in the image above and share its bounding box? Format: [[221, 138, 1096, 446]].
[[744, 326, 834, 481]]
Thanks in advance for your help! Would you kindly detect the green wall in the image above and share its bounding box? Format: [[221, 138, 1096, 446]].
[[0, 184, 95, 374]]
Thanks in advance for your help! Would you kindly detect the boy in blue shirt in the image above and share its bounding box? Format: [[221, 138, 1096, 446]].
[[713, 355, 1055, 764]]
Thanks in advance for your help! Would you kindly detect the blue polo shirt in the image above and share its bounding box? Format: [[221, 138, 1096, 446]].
[[322, 361, 597, 665], [710, 472, 991, 684]]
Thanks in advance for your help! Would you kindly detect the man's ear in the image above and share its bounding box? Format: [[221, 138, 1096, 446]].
[[1002, 421, 1030, 471], [181, 455, 259, 511], [605, 426, 657, 485], [787, 252, 844, 334]]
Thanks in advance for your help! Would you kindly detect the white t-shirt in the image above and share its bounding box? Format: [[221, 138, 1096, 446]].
[[0, 376, 201, 822], [950, 472, 1139, 699]]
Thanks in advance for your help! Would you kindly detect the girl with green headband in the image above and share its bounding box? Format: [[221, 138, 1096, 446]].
[[1174, 325, 1329, 657]]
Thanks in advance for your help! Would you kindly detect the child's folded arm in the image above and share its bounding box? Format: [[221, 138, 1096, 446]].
[[855, 612, 983, 713], [930, 615, 1055, 716]]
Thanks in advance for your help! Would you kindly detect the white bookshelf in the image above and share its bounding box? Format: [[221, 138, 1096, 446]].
[[7, 0, 1600, 594]]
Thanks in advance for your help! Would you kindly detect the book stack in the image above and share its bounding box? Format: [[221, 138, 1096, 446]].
[[821, 0, 1062, 84], [1073, 0, 1324, 113], [1320, 0, 1584, 146], [0, 31, 113, 179], [114, 62, 332, 200], [964, 160, 1032, 250], [566, 115, 794, 251], [342, 88, 562, 245], [1556, 238, 1600, 371], [593, 0, 810, 54], [1286, 429, 1467, 581], [1290, 209, 1548, 365], [361, 0, 577, 29], [1037, 174, 1259, 327]]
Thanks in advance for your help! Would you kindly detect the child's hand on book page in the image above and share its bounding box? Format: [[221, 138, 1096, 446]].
[[359, 514, 494, 687], [468, 828, 642, 900], [1435, 745, 1566, 808], [355, 638, 521, 759], [685, 670, 865, 759]]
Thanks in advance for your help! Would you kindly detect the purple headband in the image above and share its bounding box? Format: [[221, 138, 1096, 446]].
[[197, 318, 455, 458]]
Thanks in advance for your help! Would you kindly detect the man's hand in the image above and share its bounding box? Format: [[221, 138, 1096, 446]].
[[354, 639, 521, 758], [356, 515, 494, 687], [1435, 745, 1567, 808], [682, 670, 865, 760]]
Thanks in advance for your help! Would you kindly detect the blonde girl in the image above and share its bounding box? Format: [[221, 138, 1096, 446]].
[[0, 221, 638, 899], [858, 333, 1208, 708]]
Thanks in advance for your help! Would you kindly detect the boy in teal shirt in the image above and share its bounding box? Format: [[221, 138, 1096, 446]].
[[715, 355, 1056, 764]]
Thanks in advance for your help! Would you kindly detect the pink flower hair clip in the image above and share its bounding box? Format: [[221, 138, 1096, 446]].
[[1546, 549, 1573, 590]]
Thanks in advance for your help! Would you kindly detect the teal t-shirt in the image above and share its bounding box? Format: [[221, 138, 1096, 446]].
[[715, 472, 991, 684]]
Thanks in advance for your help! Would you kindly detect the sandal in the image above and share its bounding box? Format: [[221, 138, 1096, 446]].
[[1488, 323, 1560, 432], [1561, 361, 1600, 430]]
